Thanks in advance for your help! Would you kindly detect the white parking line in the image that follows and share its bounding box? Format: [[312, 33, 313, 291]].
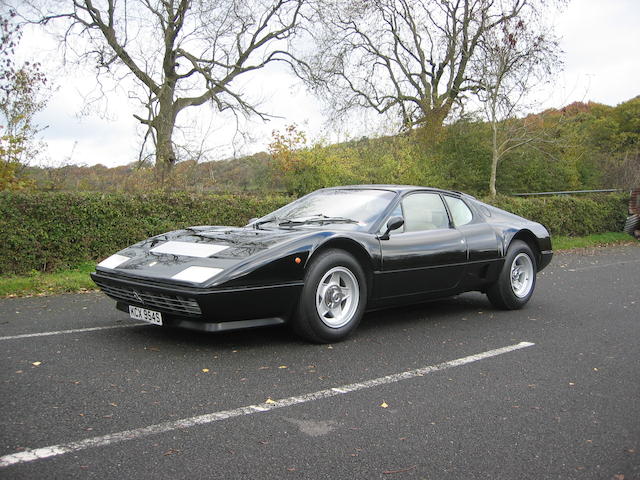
[[0, 324, 146, 341], [0, 341, 534, 468], [566, 259, 640, 272]]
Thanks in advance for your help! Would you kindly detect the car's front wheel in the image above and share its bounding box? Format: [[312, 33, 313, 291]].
[[487, 240, 537, 310], [292, 249, 367, 343]]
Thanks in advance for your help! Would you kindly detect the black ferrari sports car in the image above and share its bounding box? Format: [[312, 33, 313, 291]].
[[91, 185, 552, 342]]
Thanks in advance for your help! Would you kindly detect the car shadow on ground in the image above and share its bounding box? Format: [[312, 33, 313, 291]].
[[117, 292, 495, 350]]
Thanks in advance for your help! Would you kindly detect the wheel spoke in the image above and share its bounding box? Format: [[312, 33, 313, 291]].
[[317, 301, 331, 318], [317, 282, 330, 302], [329, 304, 343, 319], [339, 286, 351, 300]]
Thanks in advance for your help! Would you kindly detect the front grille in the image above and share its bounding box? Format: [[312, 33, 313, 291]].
[[94, 280, 202, 316]]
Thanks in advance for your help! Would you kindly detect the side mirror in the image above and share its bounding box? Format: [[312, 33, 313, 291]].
[[378, 216, 404, 240]]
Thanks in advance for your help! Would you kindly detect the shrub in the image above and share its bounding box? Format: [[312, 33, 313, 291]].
[[484, 193, 629, 237], [0, 191, 629, 275], [0, 192, 291, 275]]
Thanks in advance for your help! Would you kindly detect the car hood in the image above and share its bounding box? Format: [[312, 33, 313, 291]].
[[95, 226, 313, 286]]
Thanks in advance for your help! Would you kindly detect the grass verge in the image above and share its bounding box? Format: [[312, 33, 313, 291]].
[[553, 232, 638, 250], [0, 233, 637, 298], [0, 262, 97, 298]]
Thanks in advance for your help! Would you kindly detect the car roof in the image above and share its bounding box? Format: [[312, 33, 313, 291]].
[[323, 184, 474, 198]]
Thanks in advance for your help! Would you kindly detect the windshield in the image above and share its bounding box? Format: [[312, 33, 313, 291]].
[[255, 189, 397, 230]]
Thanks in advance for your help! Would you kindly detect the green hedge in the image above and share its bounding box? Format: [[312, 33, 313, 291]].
[[0, 191, 630, 275], [484, 193, 629, 237], [0, 192, 291, 275]]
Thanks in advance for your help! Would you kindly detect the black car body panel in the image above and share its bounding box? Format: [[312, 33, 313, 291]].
[[91, 185, 552, 332]]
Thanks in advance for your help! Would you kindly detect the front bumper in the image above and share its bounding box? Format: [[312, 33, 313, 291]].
[[91, 271, 303, 331]]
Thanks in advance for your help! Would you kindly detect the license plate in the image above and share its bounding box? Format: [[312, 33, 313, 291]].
[[129, 305, 163, 325]]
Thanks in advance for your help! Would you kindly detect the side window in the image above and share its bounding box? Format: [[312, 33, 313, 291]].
[[402, 193, 450, 232], [444, 196, 473, 226]]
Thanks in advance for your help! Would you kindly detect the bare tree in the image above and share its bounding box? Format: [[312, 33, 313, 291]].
[[21, 0, 307, 178], [302, 0, 552, 132], [476, 16, 561, 196]]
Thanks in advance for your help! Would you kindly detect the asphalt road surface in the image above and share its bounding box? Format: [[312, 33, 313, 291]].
[[1, 245, 639, 479]]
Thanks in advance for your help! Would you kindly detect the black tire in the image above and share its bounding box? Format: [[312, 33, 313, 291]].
[[487, 240, 537, 310], [623, 214, 639, 236], [292, 249, 367, 343]]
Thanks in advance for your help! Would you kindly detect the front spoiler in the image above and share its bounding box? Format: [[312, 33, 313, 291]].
[[115, 302, 286, 332]]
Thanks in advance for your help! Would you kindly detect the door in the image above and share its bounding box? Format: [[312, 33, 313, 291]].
[[442, 195, 502, 288], [376, 192, 467, 299]]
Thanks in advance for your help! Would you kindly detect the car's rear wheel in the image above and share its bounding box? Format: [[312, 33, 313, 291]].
[[292, 249, 367, 343], [487, 240, 537, 310]]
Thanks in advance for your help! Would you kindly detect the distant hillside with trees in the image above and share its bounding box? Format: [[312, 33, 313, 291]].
[[17, 96, 640, 197]]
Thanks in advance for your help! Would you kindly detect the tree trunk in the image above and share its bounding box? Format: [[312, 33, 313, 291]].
[[153, 84, 178, 186], [416, 107, 450, 145], [155, 127, 175, 185], [489, 119, 499, 197]]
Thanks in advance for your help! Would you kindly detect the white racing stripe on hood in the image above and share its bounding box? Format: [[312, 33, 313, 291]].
[[150, 241, 228, 258]]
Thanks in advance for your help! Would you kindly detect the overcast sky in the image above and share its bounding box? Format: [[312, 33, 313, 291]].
[[19, 0, 640, 168]]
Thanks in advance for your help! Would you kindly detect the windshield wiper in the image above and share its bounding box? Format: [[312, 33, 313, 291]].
[[277, 216, 358, 227], [251, 218, 278, 229]]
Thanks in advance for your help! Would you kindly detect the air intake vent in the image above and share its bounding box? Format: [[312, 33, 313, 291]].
[[94, 281, 201, 316]]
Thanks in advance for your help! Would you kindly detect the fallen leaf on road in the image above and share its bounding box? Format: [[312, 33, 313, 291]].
[[32, 362, 42, 366], [382, 465, 416, 474], [265, 398, 277, 404], [278, 365, 288, 369], [380, 401, 389, 408], [163, 449, 180, 456], [202, 368, 210, 373]]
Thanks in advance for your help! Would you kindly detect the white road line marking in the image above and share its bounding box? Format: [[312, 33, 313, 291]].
[[0, 324, 146, 341], [566, 259, 640, 272], [0, 341, 534, 468]]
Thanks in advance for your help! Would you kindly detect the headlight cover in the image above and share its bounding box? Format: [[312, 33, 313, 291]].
[[171, 266, 224, 283], [97, 254, 130, 269]]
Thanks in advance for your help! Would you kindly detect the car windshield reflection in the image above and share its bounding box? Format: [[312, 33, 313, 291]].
[[254, 189, 397, 230]]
